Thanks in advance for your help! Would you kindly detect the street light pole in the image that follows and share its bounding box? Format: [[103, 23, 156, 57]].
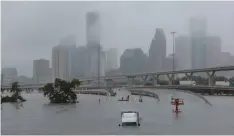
[[97, 44, 101, 87], [171, 31, 176, 84]]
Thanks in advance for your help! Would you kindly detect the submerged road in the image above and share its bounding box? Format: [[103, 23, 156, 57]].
[[1, 88, 234, 135]]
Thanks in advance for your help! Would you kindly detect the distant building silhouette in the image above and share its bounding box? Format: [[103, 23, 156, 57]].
[[120, 48, 147, 74], [2, 68, 18, 85], [75, 46, 88, 78], [164, 54, 174, 72], [148, 28, 166, 72], [33, 59, 51, 84], [2, 68, 18, 79], [86, 11, 101, 47], [205, 36, 221, 68], [52, 36, 77, 81], [52, 45, 70, 81], [85, 11, 105, 77], [189, 17, 207, 69], [217, 52, 234, 77], [86, 46, 106, 77], [106, 48, 118, 72], [175, 36, 192, 70]]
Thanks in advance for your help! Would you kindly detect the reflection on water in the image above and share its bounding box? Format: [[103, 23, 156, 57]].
[[13, 102, 24, 109], [43, 103, 77, 114], [1, 89, 234, 135], [173, 112, 180, 120]]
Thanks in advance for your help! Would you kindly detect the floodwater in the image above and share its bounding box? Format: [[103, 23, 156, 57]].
[[1, 89, 234, 135]]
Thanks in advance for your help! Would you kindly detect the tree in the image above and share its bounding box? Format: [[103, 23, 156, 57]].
[[1, 82, 26, 103], [43, 78, 80, 103]]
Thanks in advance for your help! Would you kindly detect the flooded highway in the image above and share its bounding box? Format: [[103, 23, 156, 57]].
[[1, 89, 234, 135]]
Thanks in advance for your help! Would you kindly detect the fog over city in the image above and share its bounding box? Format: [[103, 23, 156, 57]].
[[2, 1, 234, 77], [2, 2, 234, 135]]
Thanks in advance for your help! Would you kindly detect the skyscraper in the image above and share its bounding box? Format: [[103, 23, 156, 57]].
[[33, 59, 51, 83], [205, 36, 221, 68], [218, 52, 234, 77], [85, 11, 105, 78], [148, 28, 166, 72], [52, 36, 77, 81], [100, 51, 106, 77], [175, 36, 192, 70], [52, 45, 70, 81], [2, 68, 18, 85], [189, 17, 207, 69], [120, 48, 147, 74], [164, 54, 174, 71], [2, 68, 18, 78], [86, 46, 106, 77], [106, 48, 118, 72], [86, 11, 101, 47], [75, 46, 88, 78]]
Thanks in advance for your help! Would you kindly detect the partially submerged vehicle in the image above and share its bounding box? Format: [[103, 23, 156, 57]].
[[119, 111, 140, 126]]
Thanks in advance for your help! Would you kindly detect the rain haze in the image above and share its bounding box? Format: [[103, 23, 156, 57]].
[[1, 1, 234, 77], [1, 2, 234, 135]]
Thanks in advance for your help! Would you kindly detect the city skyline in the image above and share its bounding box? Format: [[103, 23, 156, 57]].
[[2, 1, 234, 77]]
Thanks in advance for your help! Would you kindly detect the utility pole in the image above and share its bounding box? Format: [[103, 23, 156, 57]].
[[97, 44, 101, 87], [171, 31, 176, 84]]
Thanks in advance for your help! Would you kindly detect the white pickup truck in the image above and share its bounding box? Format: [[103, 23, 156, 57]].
[[119, 111, 140, 126]]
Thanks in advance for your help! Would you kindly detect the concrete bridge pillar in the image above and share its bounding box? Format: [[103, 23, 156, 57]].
[[185, 72, 193, 81], [167, 74, 174, 85], [127, 76, 135, 88], [140, 75, 148, 85], [152, 75, 159, 85], [206, 71, 216, 86]]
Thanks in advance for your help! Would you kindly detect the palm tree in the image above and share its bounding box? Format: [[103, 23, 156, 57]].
[[43, 78, 80, 103]]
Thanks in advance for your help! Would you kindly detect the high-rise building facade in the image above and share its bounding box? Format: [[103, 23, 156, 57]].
[[33, 59, 51, 83], [217, 52, 234, 77], [2, 68, 18, 78], [100, 51, 106, 77], [52, 45, 70, 81], [205, 36, 221, 68], [189, 17, 207, 69], [220, 52, 232, 66], [75, 46, 88, 78], [68, 45, 77, 80], [175, 36, 192, 70], [106, 48, 118, 72], [52, 36, 77, 81], [86, 11, 101, 47], [86, 46, 106, 77], [2, 68, 18, 85], [85, 11, 105, 77], [164, 54, 174, 71], [120, 48, 147, 74], [148, 28, 166, 72]]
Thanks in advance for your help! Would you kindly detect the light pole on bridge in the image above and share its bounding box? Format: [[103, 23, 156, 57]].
[[171, 31, 176, 84], [97, 44, 101, 87]]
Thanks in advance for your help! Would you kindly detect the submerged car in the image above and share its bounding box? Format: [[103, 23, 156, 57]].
[[119, 111, 140, 126]]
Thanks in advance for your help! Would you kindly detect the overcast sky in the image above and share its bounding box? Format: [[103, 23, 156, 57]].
[[1, 1, 234, 77]]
